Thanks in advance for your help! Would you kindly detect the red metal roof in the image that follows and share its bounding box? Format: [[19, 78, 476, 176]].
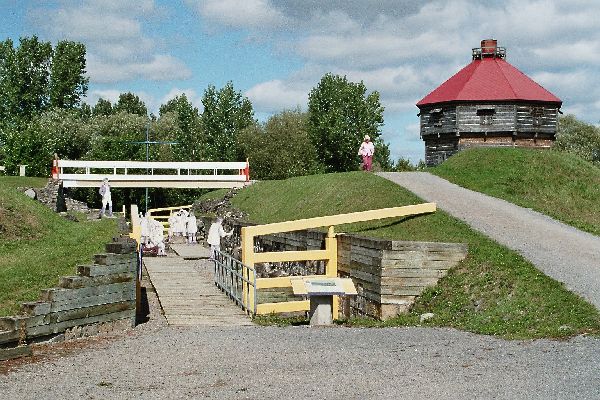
[[417, 57, 562, 107]]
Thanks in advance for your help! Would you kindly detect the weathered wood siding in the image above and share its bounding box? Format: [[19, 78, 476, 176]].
[[515, 104, 558, 134], [419, 101, 559, 166], [419, 106, 457, 137], [424, 138, 459, 167], [456, 104, 516, 132]]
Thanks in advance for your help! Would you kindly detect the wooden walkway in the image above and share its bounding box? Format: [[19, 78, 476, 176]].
[[143, 244, 253, 327]]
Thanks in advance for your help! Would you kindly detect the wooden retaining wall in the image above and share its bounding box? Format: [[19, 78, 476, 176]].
[[0, 237, 137, 361], [337, 235, 468, 320]]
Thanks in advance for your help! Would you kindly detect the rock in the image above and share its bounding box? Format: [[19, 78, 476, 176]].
[[420, 312, 435, 323], [24, 188, 36, 199]]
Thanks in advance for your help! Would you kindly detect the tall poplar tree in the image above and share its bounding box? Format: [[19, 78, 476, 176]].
[[0, 36, 52, 124], [49, 40, 89, 109], [201, 82, 254, 161]]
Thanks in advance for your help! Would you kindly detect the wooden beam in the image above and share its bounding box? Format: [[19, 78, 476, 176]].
[[256, 300, 310, 314], [244, 203, 436, 237]]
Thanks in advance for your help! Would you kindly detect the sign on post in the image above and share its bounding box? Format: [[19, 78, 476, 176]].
[[291, 277, 357, 325]]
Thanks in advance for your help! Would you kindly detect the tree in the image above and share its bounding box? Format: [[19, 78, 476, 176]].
[[237, 109, 321, 180], [159, 94, 202, 161], [392, 157, 416, 172], [201, 82, 254, 161], [49, 40, 88, 109], [93, 98, 113, 116], [114, 92, 147, 116], [307, 73, 384, 172], [0, 36, 52, 124], [555, 114, 600, 164], [373, 138, 393, 171], [1, 109, 90, 176]]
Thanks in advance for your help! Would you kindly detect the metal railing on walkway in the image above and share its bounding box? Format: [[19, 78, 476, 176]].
[[214, 249, 257, 315]]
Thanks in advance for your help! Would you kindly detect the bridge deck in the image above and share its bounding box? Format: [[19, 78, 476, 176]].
[[143, 244, 252, 326]]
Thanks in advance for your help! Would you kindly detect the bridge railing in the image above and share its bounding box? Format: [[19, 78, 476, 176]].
[[214, 249, 257, 315], [56, 159, 250, 188]]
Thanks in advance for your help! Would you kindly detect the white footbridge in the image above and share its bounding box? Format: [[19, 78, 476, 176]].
[[56, 160, 250, 189]]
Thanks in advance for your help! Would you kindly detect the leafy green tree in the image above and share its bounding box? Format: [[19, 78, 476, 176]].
[[307, 73, 384, 172], [1, 109, 90, 176], [159, 94, 202, 161], [555, 114, 600, 164], [237, 110, 321, 180], [114, 92, 147, 116], [85, 112, 148, 161], [373, 139, 393, 170], [78, 102, 92, 120], [49, 40, 88, 109], [0, 36, 52, 124], [201, 82, 254, 161], [392, 157, 416, 172], [92, 98, 113, 116]]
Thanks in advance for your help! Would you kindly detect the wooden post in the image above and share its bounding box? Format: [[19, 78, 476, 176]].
[[325, 226, 339, 320], [241, 227, 255, 313]]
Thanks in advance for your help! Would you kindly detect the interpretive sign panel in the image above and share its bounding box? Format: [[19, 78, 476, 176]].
[[291, 277, 357, 297]]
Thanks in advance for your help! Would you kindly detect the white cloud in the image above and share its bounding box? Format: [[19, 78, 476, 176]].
[[245, 80, 308, 113], [188, 0, 287, 29], [32, 0, 190, 84], [87, 54, 191, 83], [86, 89, 122, 105]]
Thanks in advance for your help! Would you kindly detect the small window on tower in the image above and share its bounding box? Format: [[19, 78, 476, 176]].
[[429, 108, 443, 126], [477, 108, 495, 125], [530, 106, 544, 126]]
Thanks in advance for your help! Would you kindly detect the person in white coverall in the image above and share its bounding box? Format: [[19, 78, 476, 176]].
[[98, 178, 113, 218], [187, 212, 198, 244], [207, 217, 232, 260]]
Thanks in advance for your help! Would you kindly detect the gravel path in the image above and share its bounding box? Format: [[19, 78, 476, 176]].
[[1, 321, 599, 399], [378, 172, 600, 310]]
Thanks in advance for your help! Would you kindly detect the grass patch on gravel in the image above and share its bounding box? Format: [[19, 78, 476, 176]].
[[430, 147, 600, 236], [228, 172, 600, 339], [0, 177, 117, 316]]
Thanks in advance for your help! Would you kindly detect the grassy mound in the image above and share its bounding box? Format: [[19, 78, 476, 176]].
[[0, 177, 117, 316], [431, 148, 600, 236], [228, 172, 600, 339]]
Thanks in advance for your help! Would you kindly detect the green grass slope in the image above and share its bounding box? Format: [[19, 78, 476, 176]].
[[430, 148, 600, 236], [0, 177, 117, 316], [229, 172, 600, 339]]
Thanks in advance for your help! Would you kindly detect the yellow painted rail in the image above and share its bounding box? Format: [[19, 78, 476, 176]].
[[147, 204, 193, 233], [241, 203, 436, 318]]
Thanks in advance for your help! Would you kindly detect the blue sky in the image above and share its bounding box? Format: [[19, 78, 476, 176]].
[[2, 1, 599, 163]]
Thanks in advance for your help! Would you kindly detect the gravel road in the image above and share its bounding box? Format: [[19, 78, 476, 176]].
[[378, 172, 600, 311], [1, 320, 599, 399]]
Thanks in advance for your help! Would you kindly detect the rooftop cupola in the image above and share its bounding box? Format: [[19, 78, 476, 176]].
[[472, 39, 506, 60]]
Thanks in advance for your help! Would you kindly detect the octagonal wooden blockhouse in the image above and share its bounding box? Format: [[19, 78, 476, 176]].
[[417, 39, 562, 166]]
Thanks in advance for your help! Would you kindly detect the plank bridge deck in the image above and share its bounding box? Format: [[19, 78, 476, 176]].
[[143, 244, 252, 327]]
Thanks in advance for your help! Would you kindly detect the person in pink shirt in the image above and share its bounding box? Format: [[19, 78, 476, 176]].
[[358, 135, 375, 171]]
